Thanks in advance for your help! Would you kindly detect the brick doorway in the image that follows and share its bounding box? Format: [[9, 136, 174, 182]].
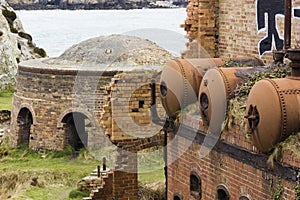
[[61, 112, 90, 151], [16, 108, 33, 147]]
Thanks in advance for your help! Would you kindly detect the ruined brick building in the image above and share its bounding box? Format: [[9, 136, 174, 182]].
[[158, 0, 300, 199], [9, 35, 170, 199], [8, 1, 300, 200]]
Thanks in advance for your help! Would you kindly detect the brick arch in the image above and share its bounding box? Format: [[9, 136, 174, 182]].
[[239, 195, 251, 200], [17, 103, 36, 124], [190, 162, 202, 175], [190, 163, 202, 200], [58, 109, 96, 151], [217, 184, 230, 200], [57, 108, 96, 128]]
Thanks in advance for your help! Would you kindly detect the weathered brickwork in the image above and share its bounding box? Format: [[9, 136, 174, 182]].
[[182, 0, 300, 63], [10, 64, 112, 150], [10, 60, 164, 151], [101, 70, 164, 142], [9, 58, 165, 200], [166, 115, 299, 200], [85, 135, 164, 200]]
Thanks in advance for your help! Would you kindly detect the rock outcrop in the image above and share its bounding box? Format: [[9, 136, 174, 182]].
[[0, 0, 46, 89]]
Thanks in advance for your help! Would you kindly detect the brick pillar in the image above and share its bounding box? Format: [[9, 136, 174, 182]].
[[198, 0, 219, 57], [182, 0, 219, 58], [113, 147, 138, 200]]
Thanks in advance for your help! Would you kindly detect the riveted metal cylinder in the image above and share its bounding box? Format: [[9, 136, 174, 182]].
[[160, 57, 263, 118], [199, 67, 250, 127], [160, 58, 226, 118], [246, 78, 300, 152]]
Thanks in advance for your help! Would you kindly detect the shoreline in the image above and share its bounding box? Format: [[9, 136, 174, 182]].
[[9, 2, 187, 10]]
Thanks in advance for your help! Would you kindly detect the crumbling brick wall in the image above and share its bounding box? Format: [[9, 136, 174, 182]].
[[10, 61, 164, 152], [182, 0, 300, 63]]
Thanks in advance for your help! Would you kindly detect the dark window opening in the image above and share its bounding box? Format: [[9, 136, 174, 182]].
[[17, 108, 33, 147], [190, 173, 202, 199], [217, 185, 230, 200], [61, 112, 90, 151], [139, 100, 144, 108], [174, 195, 181, 200]]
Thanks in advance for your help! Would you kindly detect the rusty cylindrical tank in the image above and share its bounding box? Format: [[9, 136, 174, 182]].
[[160, 57, 264, 118], [199, 67, 250, 127], [160, 58, 226, 118], [245, 77, 300, 152]]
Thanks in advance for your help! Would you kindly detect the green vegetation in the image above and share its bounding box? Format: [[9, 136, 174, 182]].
[[224, 63, 291, 132], [18, 31, 33, 42], [2, 7, 18, 33], [0, 140, 165, 199], [295, 171, 300, 200], [0, 88, 13, 111], [270, 176, 284, 200], [0, 142, 100, 199], [69, 189, 90, 199], [267, 133, 300, 167], [33, 47, 47, 58]]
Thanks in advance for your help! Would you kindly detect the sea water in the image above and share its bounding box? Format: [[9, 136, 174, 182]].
[[16, 8, 187, 57]]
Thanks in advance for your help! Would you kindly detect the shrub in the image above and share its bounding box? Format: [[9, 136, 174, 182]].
[[2, 9, 16, 22], [49, 145, 74, 158], [33, 47, 47, 58], [18, 32, 32, 42], [69, 189, 90, 199]]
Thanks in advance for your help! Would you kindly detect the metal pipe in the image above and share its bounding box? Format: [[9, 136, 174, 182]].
[[97, 165, 100, 177], [150, 79, 165, 126], [103, 157, 106, 171], [284, 0, 292, 50]]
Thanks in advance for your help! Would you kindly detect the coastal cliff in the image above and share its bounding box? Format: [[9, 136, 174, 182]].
[[0, 0, 46, 90]]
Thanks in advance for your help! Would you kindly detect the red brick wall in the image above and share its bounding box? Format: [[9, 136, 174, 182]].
[[166, 129, 298, 199]]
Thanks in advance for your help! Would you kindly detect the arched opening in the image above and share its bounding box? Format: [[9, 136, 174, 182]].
[[17, 108, 33, 147], [217, 185, 230, 200], [174, 195, 182, 200], [61, 112, 91, 151], [239, 196, 250, 200], [190, 173, 201, 199]]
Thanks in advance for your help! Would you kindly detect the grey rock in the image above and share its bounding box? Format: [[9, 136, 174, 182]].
[[0, 0, 47, 90]]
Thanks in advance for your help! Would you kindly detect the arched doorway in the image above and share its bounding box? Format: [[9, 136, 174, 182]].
[[17, 108, 33, 147], [61, 112, 91, 151]]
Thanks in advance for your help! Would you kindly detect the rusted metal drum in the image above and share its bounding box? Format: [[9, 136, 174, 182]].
[[246, 78, 300, 152], [160, 57, 264, 118], [199, 67, 250, 127], [160, 58, 226, 118]]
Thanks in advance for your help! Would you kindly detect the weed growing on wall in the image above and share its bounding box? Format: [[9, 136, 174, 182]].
[[224, 62, 291, 131], [267, 133, 300, 167], [270, 176, 284, 200], [295, 171, 300, 200]]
